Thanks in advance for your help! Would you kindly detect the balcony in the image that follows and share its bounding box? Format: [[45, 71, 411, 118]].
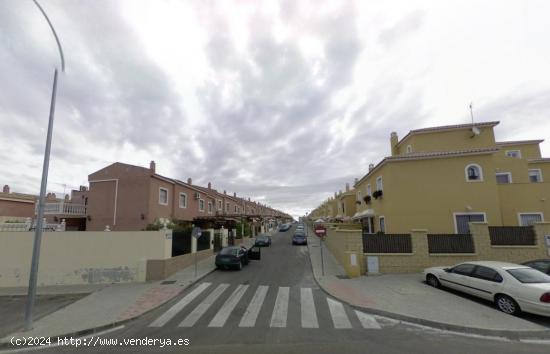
[[35, 202, 87, 217]]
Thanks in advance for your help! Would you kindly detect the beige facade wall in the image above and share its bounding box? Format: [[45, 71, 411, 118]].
[[0, 230, 172, 287], [397, 126, 496, 155], [370, 223, 550, 274]]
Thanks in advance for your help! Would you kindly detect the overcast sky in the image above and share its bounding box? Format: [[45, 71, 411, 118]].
[[1, 0, 549, 218]]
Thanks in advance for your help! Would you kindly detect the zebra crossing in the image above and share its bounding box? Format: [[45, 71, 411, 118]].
[[148, 282, 383, 330]]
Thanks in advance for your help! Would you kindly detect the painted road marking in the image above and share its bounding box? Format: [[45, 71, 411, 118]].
[[179, 283, 229, 327], [270, 287, 290, 327], [327, 298, 352, 329], [301, 287, 319, 328], [149, 282, 211, 327], [355, 310, 381, 329], [209, 284, 249, 327], [239, 285, 269, 327]]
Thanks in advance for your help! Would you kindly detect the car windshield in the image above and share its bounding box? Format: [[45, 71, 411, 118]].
[[506, 268, 550, 283], [219, 248, 238, 256], [257, 236, 268, 240]]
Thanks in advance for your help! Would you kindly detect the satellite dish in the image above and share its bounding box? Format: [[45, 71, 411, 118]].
[[471, 126, 480, 135]]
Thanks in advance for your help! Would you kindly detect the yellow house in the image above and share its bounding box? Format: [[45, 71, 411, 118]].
[[347, 121, 549, 234], [336, 183, 357, 221]]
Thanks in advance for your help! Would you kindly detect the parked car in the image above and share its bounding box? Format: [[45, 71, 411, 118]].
[[522, 259, 550, 275], [279, 224, 291, 232], [215, 246, 261, 270], [292, 232, 307, 245], [423, 261, 550, 316], [254, 234, 272, 247]]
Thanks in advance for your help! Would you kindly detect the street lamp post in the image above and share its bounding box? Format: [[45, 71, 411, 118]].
[[24, 0, 65, 331]]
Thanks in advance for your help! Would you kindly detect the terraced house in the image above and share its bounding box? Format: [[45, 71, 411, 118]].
[[350, 121, 549, 234]]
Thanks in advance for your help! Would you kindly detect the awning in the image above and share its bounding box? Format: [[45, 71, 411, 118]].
[[351, 209, 376, 220]]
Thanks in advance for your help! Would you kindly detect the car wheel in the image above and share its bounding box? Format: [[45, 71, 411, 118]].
[[495, 295, 521, 315], [426, 274, 440, 288], [237, 261, 243, 271]]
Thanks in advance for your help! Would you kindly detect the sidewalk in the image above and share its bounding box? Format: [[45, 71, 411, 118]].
[[306, 231, 550, 338], [1, 237, 256, 344]]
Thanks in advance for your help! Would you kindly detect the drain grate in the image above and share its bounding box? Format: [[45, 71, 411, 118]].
[[161, 280, 176, 285]]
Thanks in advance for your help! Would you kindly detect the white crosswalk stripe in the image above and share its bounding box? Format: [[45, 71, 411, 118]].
[[239, 285, 269, 327], [270, 287, 289, 328], [300, 288, 319, 328], [209, 284, 249, 327], [179, 283, 230, 327], [148, 282, 211, 327], [355, 310, 382, 329], [150, 282, 382, 330], [326, 298, 352, 329]]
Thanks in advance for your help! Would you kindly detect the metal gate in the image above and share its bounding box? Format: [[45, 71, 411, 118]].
[[172, 230, 192, 256], [197, 230, 211, 251]]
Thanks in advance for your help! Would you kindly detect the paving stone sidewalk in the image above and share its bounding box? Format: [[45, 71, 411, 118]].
[[1, 237, 257, 343], [306, 228, 550, 336]]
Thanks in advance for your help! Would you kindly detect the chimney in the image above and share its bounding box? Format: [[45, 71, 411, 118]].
[[149, 160, 156, 173], [248, 197, 251, 201], [224, 190, 227, 195], [64, 194, 70, 202], [334, 192, 337, 198], [233, 192, 237, 197], [390, 132, 399, 156], [368, 163, 375, 172], [208, 182, 211, 189], [345, 183, 350, 192], [2, 185, 9, 194], [354, 178, 358, 185], [187, 178, 192, 185]]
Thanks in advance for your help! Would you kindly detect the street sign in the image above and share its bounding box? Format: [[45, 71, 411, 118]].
[[314, 225, 326, 237], [192, 227, 202, 239]]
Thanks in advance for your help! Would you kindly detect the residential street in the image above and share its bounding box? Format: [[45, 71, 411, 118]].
[[5, 227, 548, 354]]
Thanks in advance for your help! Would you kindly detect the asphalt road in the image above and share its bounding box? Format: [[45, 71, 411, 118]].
[[9, 227, 550, 353]]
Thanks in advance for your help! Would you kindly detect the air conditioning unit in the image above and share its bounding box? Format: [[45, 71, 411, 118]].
[[194, 192, 200, 200]]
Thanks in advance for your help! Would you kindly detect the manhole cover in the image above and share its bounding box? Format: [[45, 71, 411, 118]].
[[161, 280, 176, 285], [336, 275, 349, 279]]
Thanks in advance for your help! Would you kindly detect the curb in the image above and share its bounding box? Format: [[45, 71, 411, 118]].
[[0, 264, 218, 351], [304, 227, 550, 341]]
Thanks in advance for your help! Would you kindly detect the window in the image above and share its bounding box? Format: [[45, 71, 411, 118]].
[[451, 264, 475, 276], [528, 169, 543, 183], [199, 199, 205, 212], [234, 205, 238, 213], [495, 172, 512, 184], [454, 213, 486, 234], [366, 184, 372, 196], [505, 150, 522, 159], [518, 213, 543, 226], [357, 191, 362, 203], [376, 176, 383, 191], [208, 201, 213, 213], [406, 145, 412, 153], [225, 203, 229, 212], [179, 193, 187, 208], [159, 188, 168, 205], [465, 164, 483, 182], [217, 200, 222, 210], [507, 268, 550, 284], [379, 216, 385, 233], [472, 266, 502, 283]]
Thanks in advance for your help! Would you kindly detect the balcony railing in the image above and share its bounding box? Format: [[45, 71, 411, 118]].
[[35, 202, 87, 216], [0, 218, 66, 232]]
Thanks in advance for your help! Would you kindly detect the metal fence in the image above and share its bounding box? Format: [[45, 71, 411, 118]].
[[488, 226, 536, 246], [427, 234, 475, 253], [363, 233, 412, 253]]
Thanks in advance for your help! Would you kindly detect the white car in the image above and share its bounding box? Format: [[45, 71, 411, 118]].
[[423, 261, 550, 317]]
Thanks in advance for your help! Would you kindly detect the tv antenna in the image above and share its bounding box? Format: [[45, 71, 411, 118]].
[[469, 102, 474, 125], [469, 103, 480, 136]]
